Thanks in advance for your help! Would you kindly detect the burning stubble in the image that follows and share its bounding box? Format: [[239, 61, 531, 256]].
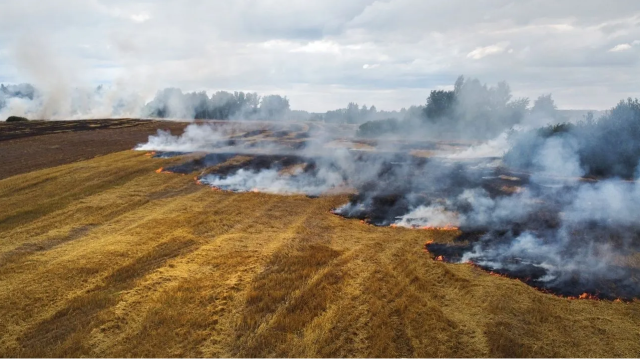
[[136, 121, 640, 301]]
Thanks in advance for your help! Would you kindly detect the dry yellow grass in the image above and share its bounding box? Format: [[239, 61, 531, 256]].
[[0, 150, 639, 357]]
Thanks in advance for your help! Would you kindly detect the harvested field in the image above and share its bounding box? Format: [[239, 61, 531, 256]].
[[0, 119, 187, 180], [0, 148, 639, 357]]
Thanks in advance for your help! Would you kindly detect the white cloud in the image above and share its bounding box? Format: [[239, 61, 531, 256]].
[[130, 13, 150, 23], [291, 40, 341, 54], [609, 43, 632, 52], [548, 24, 574, 32], [467, 42, 510, 59]]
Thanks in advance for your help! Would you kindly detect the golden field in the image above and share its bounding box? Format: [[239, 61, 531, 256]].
[[0, 150, 639, 357]]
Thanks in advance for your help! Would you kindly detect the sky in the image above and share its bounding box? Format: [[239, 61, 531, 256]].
[[0, 0, 639, 112]]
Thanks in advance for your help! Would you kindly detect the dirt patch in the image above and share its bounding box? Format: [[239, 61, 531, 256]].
[[0, 119, 187, 180], [0, 118, 149, 142]]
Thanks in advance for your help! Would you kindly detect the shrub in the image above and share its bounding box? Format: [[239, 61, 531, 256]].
[[6, 116, 28, 122], [356, 118, 400, 137]]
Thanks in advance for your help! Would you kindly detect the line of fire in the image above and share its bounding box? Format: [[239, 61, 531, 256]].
[[139, 121, 640, 302]]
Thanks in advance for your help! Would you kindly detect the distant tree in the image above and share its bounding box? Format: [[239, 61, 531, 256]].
[[454, 75, 465, 95], [503, 97, 530, 125], [345, 102, 360, 124], [422, 76, 530, 138], [259, 94, 290, 120], [506, 97, 640, 178], [424, 90, 456, 120], [357, 118, 400, 137], [490, 81, 512, 109], [583, 111, 595, 125], [143, 89, 265, 120], [0, 83, 38, 111], [0, 83, 36, 100], [402, 105, 426, 121], [532, 94, 557, 115], [6, 116, 28, 122]]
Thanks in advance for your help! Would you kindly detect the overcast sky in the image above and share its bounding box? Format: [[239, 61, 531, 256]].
[[0, 0, 639, 112]]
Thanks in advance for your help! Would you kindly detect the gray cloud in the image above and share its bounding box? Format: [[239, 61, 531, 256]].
[[0, 0, 638, 112]]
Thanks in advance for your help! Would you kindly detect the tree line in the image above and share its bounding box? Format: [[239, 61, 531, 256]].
[[505, 98, 640, 178], [357, 76, 566, 139], [143, 88, 291, 121]]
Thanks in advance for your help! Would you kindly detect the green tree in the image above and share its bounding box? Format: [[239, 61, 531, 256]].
[[424, 90, 455, 120]]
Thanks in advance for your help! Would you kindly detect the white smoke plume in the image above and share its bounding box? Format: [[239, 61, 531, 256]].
[[135, 125, 226, 152], [435, 130, 640, 299], [394, 204, 459, 228], [444, 131, 510, 159], [200, 165, 345, 196], [0, 34, 151, 120]]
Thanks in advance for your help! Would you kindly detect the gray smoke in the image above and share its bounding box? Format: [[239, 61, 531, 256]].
[[135, 124, 227, 152], [200, 164, 345, 196], [132, 80, 639, 298]]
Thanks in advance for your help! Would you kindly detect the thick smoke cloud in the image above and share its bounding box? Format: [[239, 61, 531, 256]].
[[452, 175, 640, 299], [0, 83, 147, 120], [506, 98, 640, 178], [0, 84, 293, 121]]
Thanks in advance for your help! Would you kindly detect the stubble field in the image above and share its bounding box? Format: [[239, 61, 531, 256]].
[[0, 120, 638, 357]]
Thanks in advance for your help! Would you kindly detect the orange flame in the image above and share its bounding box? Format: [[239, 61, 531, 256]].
[[418, 225, 459, 231], [488, 271, 507, 278], [155, 167, 175, 174], [389, 223, 459, 230], [423, 240, 434, 253], [435, 255, 444, 261], [145, 151, 156, 157], [578, 292, 597, 300], [464, 260, 611, 301]]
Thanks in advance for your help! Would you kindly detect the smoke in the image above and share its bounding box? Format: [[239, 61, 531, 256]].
[[0, 81, 298, 122], [531, 135, 584, 180], [135, 101, 640, 298], [0, 35, 151, 121], [135, 124, 226, 152], [444, 131, 510, 159], [200, 163, 345, 196], [425, 129, 640, 299], [129, 80, 640, 299], [450, 176, 640, 299], [394, 204, 459, 228], [0, 84, 149, 120]]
